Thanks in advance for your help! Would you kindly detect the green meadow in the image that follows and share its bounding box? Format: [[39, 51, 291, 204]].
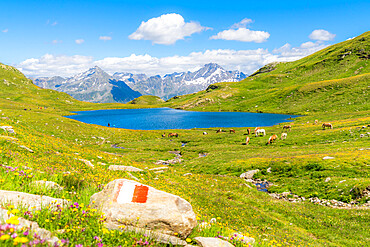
[[0, 32, 369, 246]]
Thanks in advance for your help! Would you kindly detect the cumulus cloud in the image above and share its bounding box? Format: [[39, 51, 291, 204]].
[[272, 41, 328, 61], [17, 39, 328, 78], [309, 29, 336, 41], [231, 18, 253, 29], [2, 29, 8, 33], [99, 36, 112, 41], [46, 20, 58, 26], [18, 54, 94, 77], [129, 13, 208, 45], [210, 28, 270, 43], [75, 39, 85, 44]]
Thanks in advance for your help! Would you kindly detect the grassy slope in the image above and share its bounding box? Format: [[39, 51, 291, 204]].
[[0, 32, 369, 246], [166, 31, 370, 115]]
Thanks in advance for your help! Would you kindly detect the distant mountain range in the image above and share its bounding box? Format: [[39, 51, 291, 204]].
[[112, 63, 246, 100], [33, 63, 247, 103], [33, 66, 141, 103]]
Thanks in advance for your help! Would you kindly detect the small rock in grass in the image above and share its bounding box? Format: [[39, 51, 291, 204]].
[[108, 165, 143, 172], [323, 156, 335, 160], [194, 237, 234, 247], [240, 169, 260, 179], [325, 177, 331, 182], [31, 180, 64, 191]]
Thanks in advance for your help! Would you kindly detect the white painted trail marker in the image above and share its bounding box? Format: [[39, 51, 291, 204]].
[[114, 181, 149, 204]]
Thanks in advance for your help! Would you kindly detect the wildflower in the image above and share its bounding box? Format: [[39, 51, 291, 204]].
[[0, 234, 10, 240], [186, 238, 192, 243], [6, 216, 20, 225]]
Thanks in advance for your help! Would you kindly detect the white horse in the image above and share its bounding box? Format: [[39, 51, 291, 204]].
[[255, 129, 266, 137], [281, 133, 287, 140]]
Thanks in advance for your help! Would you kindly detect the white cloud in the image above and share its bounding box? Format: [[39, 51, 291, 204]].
[[129, 13, 208, 45], [99, 36, 112, 41], [210, 28, 270, 43], [231, 18, 253, 29], [46, 20, 58, 26], [18, 54, 94, 77], [272, 41, 328, 61], [51, 40, 62, 44], [309, 29, 336, 41], [75, 39, 85, 44], [2, 29, 8, 33], [17, 41, 329, 77]]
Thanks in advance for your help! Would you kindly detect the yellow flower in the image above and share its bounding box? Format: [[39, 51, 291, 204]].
[[45, 219, 50, 223], [13, 236, 28, 244], [6, 216, 19, 225], [0, 234, 10, 240], [11, 209, 19, 214], [186, 238, 192, 243]]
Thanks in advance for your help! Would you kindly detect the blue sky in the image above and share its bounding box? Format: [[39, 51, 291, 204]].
[[0, 0, 369, 77]]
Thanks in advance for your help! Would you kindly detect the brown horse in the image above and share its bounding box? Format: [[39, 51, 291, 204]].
[[161, 133, 166, 138], [246, 128, 251, 135], [230, 129, 236, 133], [267, 134, 278, 145], [245, 136, 250, 145], [168, 133, 179, 137], [322, 123, 333, 129], [216, 129, 222, 133], [283, 125, 292, 131]]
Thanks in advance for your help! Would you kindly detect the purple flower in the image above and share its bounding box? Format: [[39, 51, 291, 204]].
[[75, 244, 83, 247], [23, 230, 29, 236], [97, 243, 104, 247]]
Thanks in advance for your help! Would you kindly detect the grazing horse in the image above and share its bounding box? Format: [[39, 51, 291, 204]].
[[216, 129, 223, 133], [322, 123, 333, 129], [161, 133, 166, 138], [230, 129, 236, 133], [281, 133, 287, 140], [283, 125, 291, 131], [315, 120, 318, 125], [254, 127, 260, 134], [246, 128, 251, 135], [245, 136, 250, 145], [255, 129, 266, 137], [168, 133, 179, 137], [267, 134, 278, 145], [203, 132, 208, 135]]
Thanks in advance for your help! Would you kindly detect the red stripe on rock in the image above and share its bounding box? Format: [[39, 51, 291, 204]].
[[132, 185, 149, 203]]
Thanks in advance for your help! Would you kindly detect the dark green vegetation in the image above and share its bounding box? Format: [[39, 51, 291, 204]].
[[0, 32, 369, 246]]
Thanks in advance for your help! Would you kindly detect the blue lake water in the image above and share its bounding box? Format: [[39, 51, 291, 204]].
[[65, 108, 298, 130]]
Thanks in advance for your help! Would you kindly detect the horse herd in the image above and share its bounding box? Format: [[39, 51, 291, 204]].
[[161, 121, 334, 146]]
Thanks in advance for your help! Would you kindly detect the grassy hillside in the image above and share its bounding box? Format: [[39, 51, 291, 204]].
[[0, 32, 369, 247], [166, 31, 370, 115]]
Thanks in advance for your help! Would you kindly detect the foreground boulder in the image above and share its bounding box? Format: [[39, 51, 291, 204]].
[[90, 179, 197, 237]]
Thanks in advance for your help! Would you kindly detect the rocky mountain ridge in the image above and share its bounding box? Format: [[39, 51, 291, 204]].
[[33, 63, 246, 102]]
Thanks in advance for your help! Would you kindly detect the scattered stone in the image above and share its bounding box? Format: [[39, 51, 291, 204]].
[[31, 180, 64, 191], [325, 177, 331, 182], [240, 169, 260, 179], [339, 180, 346, 183], [97, 162, 107, 166], [194, 237, 234, 247], [149, 167, 169, 171], [0, 190, 70, 210], [198, 153, 208, 158], [0, 126, 15, 134], [0, 208, 60, 245], [19, 145, 34, 153], [183, 173, 192, 176], [108, 165, 143, 172], [90, 179, 197, 237], [230, 233, 255, 244], [267, 167, 272, 173], [323, 156, 335, 160], [79, 158, 94, 168]]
